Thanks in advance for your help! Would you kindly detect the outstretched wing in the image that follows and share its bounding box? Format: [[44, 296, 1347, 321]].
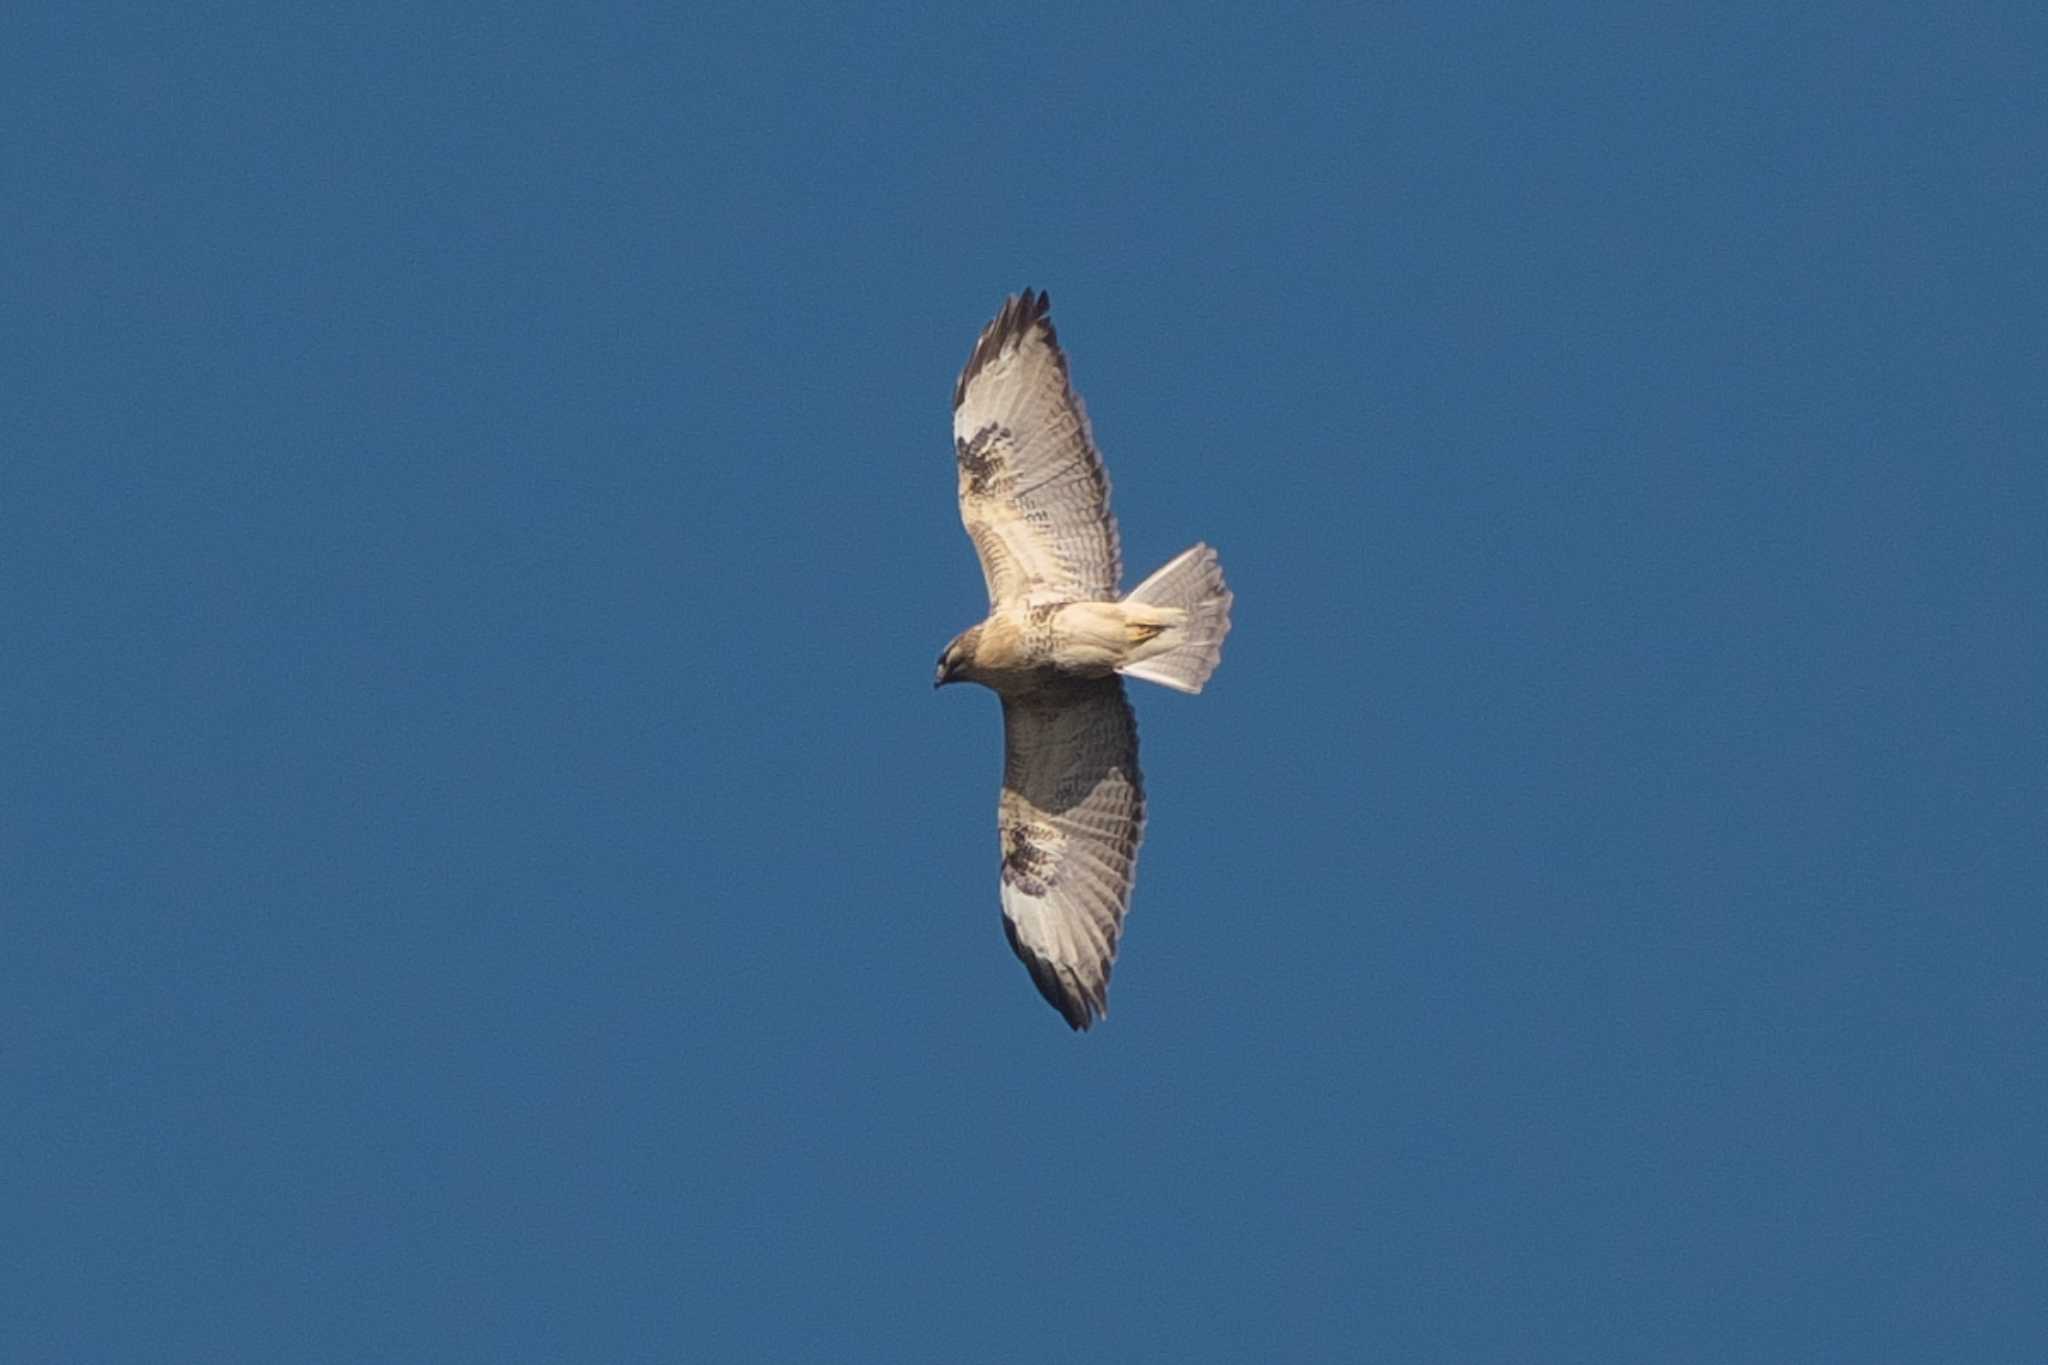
[[996, 679, 1146, 1030], [954, 290, 1123, 609]]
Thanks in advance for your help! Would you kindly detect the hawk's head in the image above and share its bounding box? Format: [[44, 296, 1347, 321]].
[[934, 626, 982, 688]]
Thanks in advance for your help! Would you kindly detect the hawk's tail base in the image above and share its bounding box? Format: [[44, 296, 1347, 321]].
[[1117, 543, 1232, 695]]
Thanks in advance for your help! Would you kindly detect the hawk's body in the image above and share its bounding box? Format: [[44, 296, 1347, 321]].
[[935, 290, 1233, 1030]]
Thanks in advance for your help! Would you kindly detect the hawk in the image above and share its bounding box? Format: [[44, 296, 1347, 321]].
[[934, 290, 1233, 1030]]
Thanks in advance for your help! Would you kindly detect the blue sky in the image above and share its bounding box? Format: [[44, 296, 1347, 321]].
[[7, 3, 2044, 1359]]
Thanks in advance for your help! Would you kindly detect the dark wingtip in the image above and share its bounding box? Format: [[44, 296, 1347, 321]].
[[1001, 912, 1103, 1031], [953, 288, 1059, 411]]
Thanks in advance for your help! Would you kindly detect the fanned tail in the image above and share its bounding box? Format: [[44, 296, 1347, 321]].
[[1117, 543, 1233, 694]]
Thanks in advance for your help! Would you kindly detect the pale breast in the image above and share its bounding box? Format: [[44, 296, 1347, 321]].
[[969, 613, 1040, 672], [966, 607, 1083, 695]]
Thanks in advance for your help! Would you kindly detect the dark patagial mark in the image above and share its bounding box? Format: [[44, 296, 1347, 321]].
[[1000, 820, 1059, 897], [954, 421, 1009, 498]]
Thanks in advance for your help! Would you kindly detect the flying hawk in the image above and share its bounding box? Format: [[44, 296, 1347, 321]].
[[935, 290, 1233, 1030]]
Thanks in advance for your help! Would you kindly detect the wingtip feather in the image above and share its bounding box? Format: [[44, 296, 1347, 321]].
[[953, 287, 1059, 410]]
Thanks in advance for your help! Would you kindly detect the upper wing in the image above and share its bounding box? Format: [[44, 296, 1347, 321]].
[[953, 290, 1123, 608], [996, 678, 1146, 1030]]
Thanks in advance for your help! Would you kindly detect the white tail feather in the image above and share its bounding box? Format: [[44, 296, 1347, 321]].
[[1118, 543, 1233, 694]]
